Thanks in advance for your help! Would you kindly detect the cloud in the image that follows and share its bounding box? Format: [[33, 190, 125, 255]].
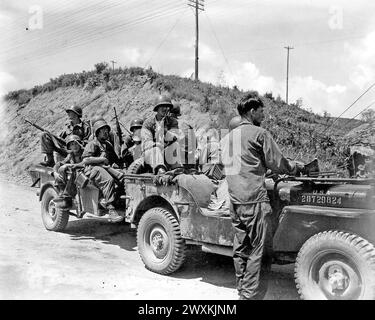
[[123, 47, 142, 65], [0, 71, 17, 97], [346, 30, 375, 89], [193, 41, 348, 115], [288, 76, 347, 114]]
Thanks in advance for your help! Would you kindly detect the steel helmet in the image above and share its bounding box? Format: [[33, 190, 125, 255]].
[[130, 118, 143, 132], [65, 105, 83, 117], [93, 119, 111, 137], [153, 94, 173, 112], [66, 135, 82, 149], [229, 116, 242, 131], [170, 104, 181, 117]]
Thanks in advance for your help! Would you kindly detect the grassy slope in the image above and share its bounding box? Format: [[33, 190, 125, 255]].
[[0, 67, 363, 177]]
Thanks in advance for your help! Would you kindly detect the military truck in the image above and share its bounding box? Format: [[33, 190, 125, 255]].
[[29, 161, 375, 300]]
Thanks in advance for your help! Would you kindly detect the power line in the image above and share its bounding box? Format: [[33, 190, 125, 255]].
[[204, 11, 237, 87], [2, 4, 187, 66], [320, 82, 375, 136], [144, 8, 188, 67], [342, 100, 375, 127], [1, 0, 183, 59]]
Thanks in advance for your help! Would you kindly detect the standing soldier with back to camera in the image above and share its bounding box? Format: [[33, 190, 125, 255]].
[[221, 94, 305, 300], [40, 105, 91, 167]]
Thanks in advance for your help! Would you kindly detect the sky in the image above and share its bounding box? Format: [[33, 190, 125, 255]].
[[1, 0, 375, 118]]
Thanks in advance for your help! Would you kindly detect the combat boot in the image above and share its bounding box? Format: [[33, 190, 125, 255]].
[[40, 153, 55, 167], [107, 205, 124, 223]]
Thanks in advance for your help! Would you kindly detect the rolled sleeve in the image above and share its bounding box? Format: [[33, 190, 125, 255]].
[[262, 131, 297, 175]]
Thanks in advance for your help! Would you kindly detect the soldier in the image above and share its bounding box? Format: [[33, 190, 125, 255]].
[[40, 105, 91, 167], [90, 116, 117, 149], [52, 135, 84, 198], [82, 119, 124, 223], [169, 103, 197, 169], [169, 104, 182, 120], [221, 94, 305, 300], [196, 128, 222, 179], [141, 94, 181, 174], [122, 118, 143, 167]]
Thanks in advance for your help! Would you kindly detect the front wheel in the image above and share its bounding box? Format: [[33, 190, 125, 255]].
[[137, 207, 186, 275], [295, 230, 375, 300], [41, 187, 69, 232]]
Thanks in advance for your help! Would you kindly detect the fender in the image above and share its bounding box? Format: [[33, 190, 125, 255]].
[[39, 182, 58, 201], [273, 205, 375, 252]]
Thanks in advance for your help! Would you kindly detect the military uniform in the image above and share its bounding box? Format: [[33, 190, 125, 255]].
[[122, 130, 142, 167], [141, 114, 180, 173], [221, 119, 301, 300], [53, 151, 83, 198], [82, 137, 123, 206], [40, 114, 91, 168]]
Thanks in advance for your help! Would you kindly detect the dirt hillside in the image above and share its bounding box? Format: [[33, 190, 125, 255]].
[[0, 65, 363, 181]]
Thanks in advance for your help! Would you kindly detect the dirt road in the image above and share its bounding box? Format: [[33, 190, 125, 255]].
[[0, 180, 299, 300]]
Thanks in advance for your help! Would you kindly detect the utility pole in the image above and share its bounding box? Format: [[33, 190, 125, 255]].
[[188, 0, 204, 81], [110, 60, 117, 71], [284, 46, 293, 104]]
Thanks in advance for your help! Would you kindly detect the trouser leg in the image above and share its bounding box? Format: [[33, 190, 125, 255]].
[[144, 147, 165, 173], [105, 166, 124, 181], [231, 202, 272, 300], [89, 166, 116, 205], [40, 132, 68, 157], [62, 170, 77, 197], [164, 141, 182, 169], [232, 209, 249, 294]]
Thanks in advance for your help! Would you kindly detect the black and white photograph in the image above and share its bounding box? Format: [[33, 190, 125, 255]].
[[0, 0, 374, 304]]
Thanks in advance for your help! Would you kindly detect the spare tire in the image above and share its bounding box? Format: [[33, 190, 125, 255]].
[[127, 157, 152, 174]]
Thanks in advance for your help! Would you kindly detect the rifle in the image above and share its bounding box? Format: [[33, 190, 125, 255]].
[[25, 119, 66, 145], [113, 107, 124, 146]]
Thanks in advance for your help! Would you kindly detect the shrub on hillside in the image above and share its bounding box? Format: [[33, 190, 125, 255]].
[[95, 62, 108, 74], [17, 91, 32, 105]]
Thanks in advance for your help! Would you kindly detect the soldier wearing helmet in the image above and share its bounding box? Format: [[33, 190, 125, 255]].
[[169, 104, 182, 119], [141, 94, 181, 174], [168, 102, 197, 169], [81, 119, 124, 223], [52, 135, 84, 198], [121, 118, 144, 167], [40, 104, 91, 167], [90, 116, 117, 148]]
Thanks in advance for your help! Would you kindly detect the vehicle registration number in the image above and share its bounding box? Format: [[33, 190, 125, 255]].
[[300, 194, 342, 205]]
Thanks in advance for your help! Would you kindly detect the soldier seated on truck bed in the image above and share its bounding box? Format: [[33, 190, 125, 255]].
[[141, 94, 182, 174], [122, 118, 143, 168], [52, 135, 85, 198], [81, 119, 124, 223], [40, 105, 91, 167]]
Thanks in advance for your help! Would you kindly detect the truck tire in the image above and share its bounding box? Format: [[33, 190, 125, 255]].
[[127, 158, 146, 174], [137, 207, 186, 275], [41, 187, 69, 232], [295, 230, 375, 300]]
